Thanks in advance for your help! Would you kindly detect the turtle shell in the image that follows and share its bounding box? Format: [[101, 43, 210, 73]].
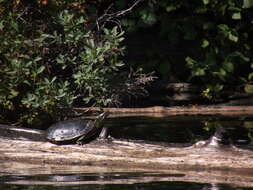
[[46, 119, 96, 144]]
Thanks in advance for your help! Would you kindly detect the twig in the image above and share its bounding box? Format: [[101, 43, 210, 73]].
[[97, 0, 144, 29]]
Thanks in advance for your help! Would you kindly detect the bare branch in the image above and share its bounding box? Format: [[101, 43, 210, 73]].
[[97, 0, 144, 29], [107, 0, 143, 18]]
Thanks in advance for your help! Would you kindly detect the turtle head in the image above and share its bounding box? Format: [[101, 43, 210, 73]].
[[94, 111, 110, 128]]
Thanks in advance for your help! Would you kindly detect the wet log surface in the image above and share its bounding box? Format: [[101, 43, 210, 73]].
[[1, 106, 253, 186]]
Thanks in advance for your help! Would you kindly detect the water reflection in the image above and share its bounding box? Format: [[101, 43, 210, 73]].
[[1, 172, 185, 185], [0, 182, 251, 190], [0, 172, 251, 190], [106, 115, 253, 147]]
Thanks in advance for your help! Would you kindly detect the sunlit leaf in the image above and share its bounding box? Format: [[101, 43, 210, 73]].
[[232, 12, 241, 20], [201, 39, 209, 48], [243, 0, 253, 8], [228, 33, 238, 42], [194, 68, 205, 76], [10, 89, 19, 97], [248, 73, 253, 81], [219, 68, 227, 76], [37, 66, 45, 74], [244, 121, 253, 129], [34, 57, 42, 62], [203, 0, 209, 5], [218, 24, 229, 31], [244, 84, 253, 93], [185, 56, 197, 66], [166, 6, 177, 12]]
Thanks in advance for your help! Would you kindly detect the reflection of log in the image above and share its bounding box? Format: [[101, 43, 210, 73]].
[[0, 124, 253, 187]]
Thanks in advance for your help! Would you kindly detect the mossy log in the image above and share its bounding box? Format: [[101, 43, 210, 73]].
[[0, 121, 253, 187]]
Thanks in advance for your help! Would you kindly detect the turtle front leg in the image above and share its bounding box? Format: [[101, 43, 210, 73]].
[[98, 126, 109, 139], [96, 126, 113, 143], [76, 136, 86, 145]]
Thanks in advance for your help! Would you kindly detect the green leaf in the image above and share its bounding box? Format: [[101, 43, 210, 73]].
[[213, 84, 224, 92], [228, 6, 241, 12], [228, 33, 238, 42], [34, 57, 42, 62], [223, 62, 234, 73], [201, 40, 209, 48], [194, 68, 205, 76], [185, 56, 197, 66], [243, 0, 253, 8], [248, 73, 253, 81], [11, 21, 18, 31], [37, 66, 45, 74], [10, 89, 19, 97], [51, 76, 57, 83], [218, 24, 229, 32], [166, 6, 177, 12], [217, 68, 227, 77], [244, 84, 253, 93], [83, 96, 92, 103], [195, 7, 208, 14], [0, 21, 4, 30], [115, 62, 125, 67], [230, 51, 250, 61], [232, 12, 241, 20], [23, 80, 31, 86], [203, 0, 210, 5], [244, 121, 253, 128]]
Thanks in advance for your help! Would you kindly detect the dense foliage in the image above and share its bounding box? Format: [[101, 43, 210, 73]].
[[118, 0, 253, 99], [0, 0, 154, 126]]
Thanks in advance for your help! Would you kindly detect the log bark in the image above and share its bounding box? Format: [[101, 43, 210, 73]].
[[0, 123, 253, 187], [73, 105, 253, 117]]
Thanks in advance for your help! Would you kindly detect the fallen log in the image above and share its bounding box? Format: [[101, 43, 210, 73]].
[[73, 105, 253, 117], [0, 124, 253, 187]]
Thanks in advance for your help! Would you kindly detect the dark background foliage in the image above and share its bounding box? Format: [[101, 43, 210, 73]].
[[119, 0, 253, 98]]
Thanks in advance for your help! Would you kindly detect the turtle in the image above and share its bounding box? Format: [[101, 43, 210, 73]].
[[46, 112, 110, 145]]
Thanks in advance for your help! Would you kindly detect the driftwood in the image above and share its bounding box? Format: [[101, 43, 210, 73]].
[[74, 105, 253, 113], [74, 105, 253, 117], [1, 120, 253, 187]]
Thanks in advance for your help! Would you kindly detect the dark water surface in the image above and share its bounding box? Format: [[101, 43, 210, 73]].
[[1, 172, 253, 190], [107, 115, 253, 146], [1, 114, 253, 189]]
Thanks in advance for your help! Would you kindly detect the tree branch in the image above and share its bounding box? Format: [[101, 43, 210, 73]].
[[97, 0, 144, 29]]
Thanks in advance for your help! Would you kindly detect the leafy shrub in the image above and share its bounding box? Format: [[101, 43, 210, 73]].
[[0, 3, 154, 126]]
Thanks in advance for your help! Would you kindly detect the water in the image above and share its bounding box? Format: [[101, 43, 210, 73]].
[[1, 172, 252, 190], [1, 114, 253, 189], [107, 115, 252, 145]]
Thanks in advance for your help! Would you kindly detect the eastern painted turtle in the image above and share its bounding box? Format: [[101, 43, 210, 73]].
[[46, 112, 110, 144]]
